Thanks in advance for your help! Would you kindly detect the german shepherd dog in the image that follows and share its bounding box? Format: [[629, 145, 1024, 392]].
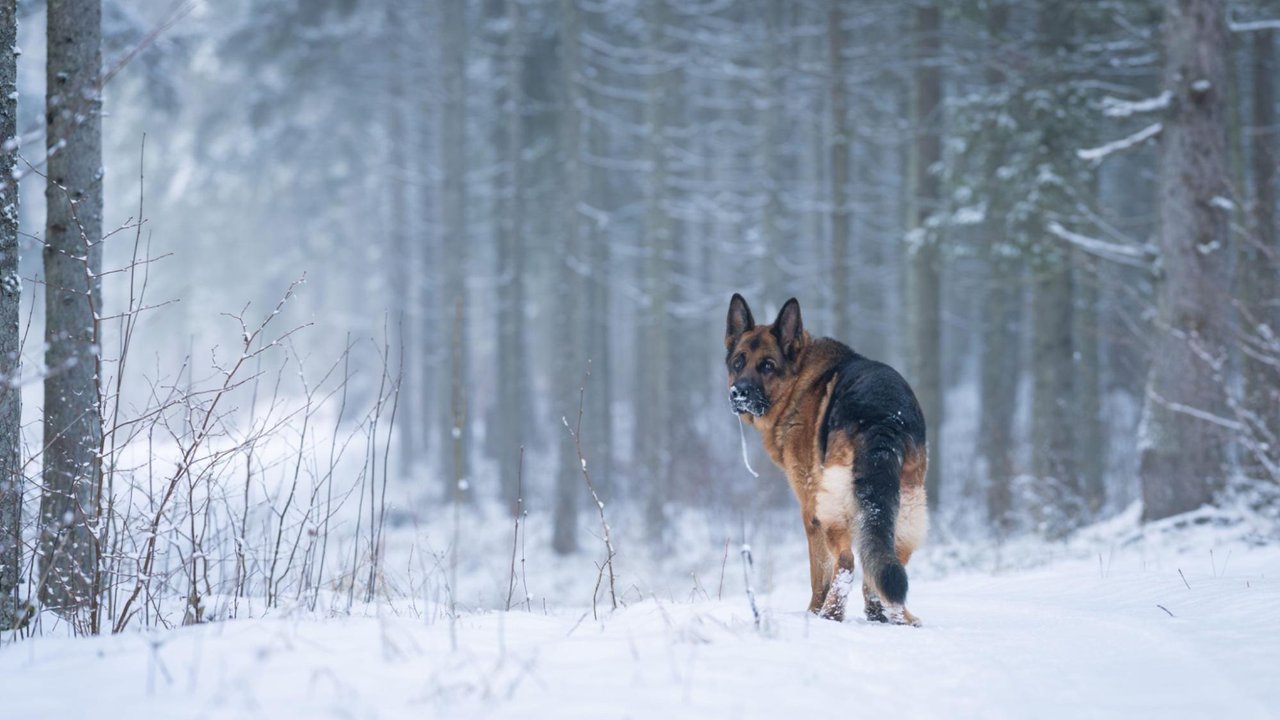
[[725, 294, 927, 625]]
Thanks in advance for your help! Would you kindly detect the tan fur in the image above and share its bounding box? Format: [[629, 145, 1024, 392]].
[[728, 327, 926, 624]]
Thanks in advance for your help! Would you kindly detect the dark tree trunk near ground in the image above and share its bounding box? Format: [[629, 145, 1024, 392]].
[[906, 2, 943, 510], [1074, 252, 1105, 516], [0, 0, 21, 629], [1139, 0, 1231, 521], [40, 0, 104, 614]]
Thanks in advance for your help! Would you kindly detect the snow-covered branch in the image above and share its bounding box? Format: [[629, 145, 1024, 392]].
[[1046, 221, 1156, 268], [1077, 123, 1163, 164], [1100, 91, 1171, 118], [1229, 19, 1280, 32]]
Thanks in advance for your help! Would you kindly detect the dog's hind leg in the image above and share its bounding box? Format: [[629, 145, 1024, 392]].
[[803, 510, 832, 614], [891, 446, 928, 626], [814, 463, 856, 621]]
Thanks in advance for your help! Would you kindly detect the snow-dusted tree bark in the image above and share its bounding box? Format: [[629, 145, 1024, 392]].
[[0, 0, 21, 629], [905, 2, 943, 509], [1139, 0, 1231, 521], [1240, 28, 1277, 479], [40, 0, 103, 614]]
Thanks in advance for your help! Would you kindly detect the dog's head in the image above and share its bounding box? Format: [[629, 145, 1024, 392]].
[[724, 294, 807, 419]]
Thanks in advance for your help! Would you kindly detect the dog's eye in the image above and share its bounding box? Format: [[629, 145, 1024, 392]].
[[733, 355, 745, 372], [759, 359, 776, 374]]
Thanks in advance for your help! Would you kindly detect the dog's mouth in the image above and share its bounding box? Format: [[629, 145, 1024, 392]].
[[729, 388, 769, 417]]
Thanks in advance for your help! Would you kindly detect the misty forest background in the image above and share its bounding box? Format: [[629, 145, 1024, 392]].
[[0, 0, 1278, 632]]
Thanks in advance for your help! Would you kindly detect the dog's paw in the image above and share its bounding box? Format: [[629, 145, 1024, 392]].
[[882, 604, 922, 627]]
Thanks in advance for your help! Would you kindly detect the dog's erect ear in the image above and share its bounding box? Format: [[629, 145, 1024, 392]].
[[726, 293, 755, 348], [772, 298, 804, 359]]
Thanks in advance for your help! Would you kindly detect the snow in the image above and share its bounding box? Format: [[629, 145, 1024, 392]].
[[3, 512, 1278, 719]]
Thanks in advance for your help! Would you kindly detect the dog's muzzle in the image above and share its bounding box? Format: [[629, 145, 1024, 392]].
[[729, 383, 769, 417]]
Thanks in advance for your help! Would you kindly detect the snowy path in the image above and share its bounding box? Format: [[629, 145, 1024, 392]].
[[3, 544, 1277, 719]]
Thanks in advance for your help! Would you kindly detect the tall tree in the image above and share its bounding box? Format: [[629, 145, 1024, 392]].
[[40, 0, 104, 613], [1139, 0, 1230, 520], [493, 0, 532, 516], [552, 0, 584, 554], [440, 0, 472, 504], [0, 0, 21, 629], [639, 0, 674, 545], [905, 1, 943, 510], [384, 1, 419, 476], [1029, 1, 1080, 535], [974, 1, 1021, 536], [1240, 27, 1277, 481]]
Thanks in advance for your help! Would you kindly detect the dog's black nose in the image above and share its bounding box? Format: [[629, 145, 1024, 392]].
[[730, 385, 747, 401]]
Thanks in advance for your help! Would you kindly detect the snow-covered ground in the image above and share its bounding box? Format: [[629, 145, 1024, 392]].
[[3, 507, 1278, 720]]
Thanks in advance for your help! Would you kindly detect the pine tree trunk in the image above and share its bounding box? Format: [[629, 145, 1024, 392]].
[[495, 0, 531, 515], [40, 0, 103, 614], [583, 41, 613, 504], [1031, 254, 1077, 534], [552, 0, 584, 555], [639, 0, 672, 546], [440, 0, 471, 504], [0, 0, 21, 629], [975, 2, 1021, 536], [1074, 252, 1105, 516], [385, 2, 419, 476], [1138, 0, 1230, 521], [1241, 29, 1277, 478], [906, 3, 943, 510]]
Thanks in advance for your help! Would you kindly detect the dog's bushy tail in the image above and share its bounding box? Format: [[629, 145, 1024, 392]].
[[854, 427, 908, 606]]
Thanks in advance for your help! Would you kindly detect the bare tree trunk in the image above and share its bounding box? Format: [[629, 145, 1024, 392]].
[[906, 2, 943, 510], [40, 0, 103, 615], [760, 0, 785, 305], [440, 0, 471, 504], [1139, 0, 1230, 521], [1241, 28, 1277, 477], [495, 0, 531, 515], [582, 15, 613, 504], [639, 0, 673, 546], [1074, 252, 1105, 516], [384, 2, 419, 476], [0, 0, 21, 629], [975, 2, 1021, 536], [552, 0, 584, 555], [1031, 253, 1077, 533], [828, 0, 851, 341]]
